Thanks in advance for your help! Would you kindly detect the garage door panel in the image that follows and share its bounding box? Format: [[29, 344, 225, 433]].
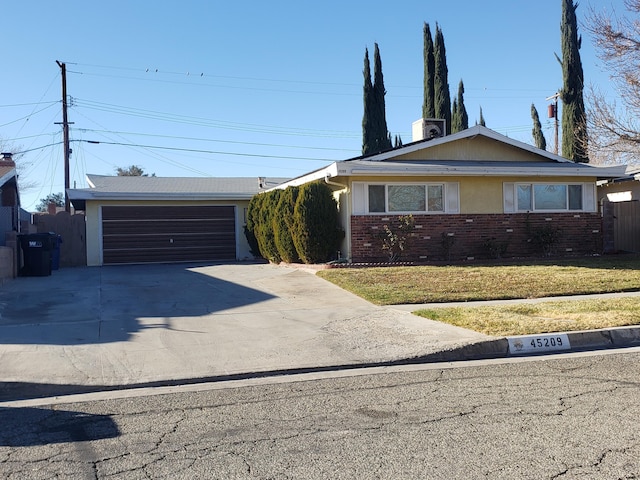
[[102, 205, 237, 265], [103, 219, 235, 235], [104, 246, 236, 265], [102, 205, 235, 220], [103, 232, 235, 249]]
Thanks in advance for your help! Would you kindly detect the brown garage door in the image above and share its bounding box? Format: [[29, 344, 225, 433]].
[[102, 205, 236, 264]]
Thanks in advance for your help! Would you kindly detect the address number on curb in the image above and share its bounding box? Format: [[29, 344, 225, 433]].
[[508, 333, 571, 355]]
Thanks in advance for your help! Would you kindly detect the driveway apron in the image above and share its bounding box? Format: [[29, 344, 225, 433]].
[[0, 263, 487, 392]]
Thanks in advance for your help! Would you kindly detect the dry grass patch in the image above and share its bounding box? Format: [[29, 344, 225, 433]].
[[317, 256, 640, 305], [414, 297, 640, 336]]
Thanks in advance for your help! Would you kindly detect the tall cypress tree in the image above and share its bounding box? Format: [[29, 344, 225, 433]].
[[531, 104, 547, 150], [434, 24, 451, 134], [451, 99, 459, 133], [422, 22, 436, 119], [559, 0, 588, 162], [477, 107, 486, 127], [451, 80, 468, 133], [373, 43, 392, 152], [362, 48, 374, 155], [457, 80, 468, 131]]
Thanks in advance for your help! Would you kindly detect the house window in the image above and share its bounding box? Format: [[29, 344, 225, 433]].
[[366, 183, 446, 213], [514, 183, 584, 211]]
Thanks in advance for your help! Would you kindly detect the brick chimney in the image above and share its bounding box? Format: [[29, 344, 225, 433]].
[[1, 153, 15, 167]]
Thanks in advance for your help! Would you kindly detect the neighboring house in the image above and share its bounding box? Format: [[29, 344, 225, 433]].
[[598, 165, 640, 203], [273, 125, 626, 263], [68, 175, 287, 266], [0, 153, 21, 246], [598, 165, 640, 253]]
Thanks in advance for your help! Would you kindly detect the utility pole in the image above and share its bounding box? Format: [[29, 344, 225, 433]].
[[56, 60, 71, 213], [546, 92, 561, 155]]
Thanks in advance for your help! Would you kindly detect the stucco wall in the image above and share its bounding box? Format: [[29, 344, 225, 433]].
[[392, 136, 548, 162], [0, 246, 15, 283], [351, 212, 603, 263], [85, 200, 253, 266], [599, 179, 640, 203]]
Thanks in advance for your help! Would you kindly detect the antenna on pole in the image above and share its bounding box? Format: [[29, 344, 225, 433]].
[[55, 61, 73, 213], [546, 92, 561, 155]]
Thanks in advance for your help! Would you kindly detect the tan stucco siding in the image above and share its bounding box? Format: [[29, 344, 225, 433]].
[[347, 175, 596, 215], [84, 199, 252, 266], [391, 136, 552, 162], [599, 180, 640, 202]]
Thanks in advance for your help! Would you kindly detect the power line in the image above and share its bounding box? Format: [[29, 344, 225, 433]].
[[13, 141, 64, 155], [0, 101, 58, 108], [74, 128, 361, 153], [72, 97, 361, 138], [81, 140, 337, 162]]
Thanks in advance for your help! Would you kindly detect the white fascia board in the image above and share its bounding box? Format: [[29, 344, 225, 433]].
[[71, 191, 254, 202], [267, 163, 339, 190], [346, 163, 628, 178]]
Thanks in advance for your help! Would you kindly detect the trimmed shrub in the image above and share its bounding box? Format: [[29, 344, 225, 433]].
[[273, 186, 300, 263], [292, 182, 342, 264], [245, 194, 264, 257], [256, 190, 282, 263]]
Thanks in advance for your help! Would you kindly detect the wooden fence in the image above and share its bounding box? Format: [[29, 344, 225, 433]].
[[34, 212, 87, 267], [611, 201, 640, 253]]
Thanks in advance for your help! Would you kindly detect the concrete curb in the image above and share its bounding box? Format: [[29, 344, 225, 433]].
[[1, 327, 639, 404], [410, 325, 640, 363]]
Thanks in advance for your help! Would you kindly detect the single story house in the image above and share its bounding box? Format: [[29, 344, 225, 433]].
[[68, 124, 627, 266], [272, 124, 627, 263], [598, 165, 640, 203], [0, 152, 21, 245], [597, 165, 640, 253], [68, 175, 287, 266]]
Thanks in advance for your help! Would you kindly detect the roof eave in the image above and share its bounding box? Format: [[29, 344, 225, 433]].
[[67, 191, 256, 202], [343, 164, 627, 179]]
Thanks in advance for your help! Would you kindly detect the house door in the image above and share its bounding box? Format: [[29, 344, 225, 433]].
[[101, 205, 236, 264]]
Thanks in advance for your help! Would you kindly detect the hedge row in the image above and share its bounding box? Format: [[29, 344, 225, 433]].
[[245, 182, 343, 264]]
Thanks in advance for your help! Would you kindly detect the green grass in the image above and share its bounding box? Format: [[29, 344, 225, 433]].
[[414, 297, 640, 336], [317, 255, 640, 305], [316, 255, 640, 336]]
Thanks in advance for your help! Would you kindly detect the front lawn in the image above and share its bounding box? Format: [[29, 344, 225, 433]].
[[316, 255, 640, 335], [317, 255, 640, 305]]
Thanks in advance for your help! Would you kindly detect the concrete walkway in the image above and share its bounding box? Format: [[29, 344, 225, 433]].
[[0, 262, 488, 400]]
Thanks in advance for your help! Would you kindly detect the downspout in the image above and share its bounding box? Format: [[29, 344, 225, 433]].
[[324, 174, 346, 189]]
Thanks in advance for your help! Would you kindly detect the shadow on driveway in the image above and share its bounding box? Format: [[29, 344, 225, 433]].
[[0, 263, 275, 345]]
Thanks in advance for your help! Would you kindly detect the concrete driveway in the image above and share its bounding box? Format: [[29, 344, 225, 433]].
[[0, 262, 488, 399]]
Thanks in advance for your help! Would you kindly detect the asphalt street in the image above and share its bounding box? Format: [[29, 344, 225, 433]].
[[1, 350, 639, 479]]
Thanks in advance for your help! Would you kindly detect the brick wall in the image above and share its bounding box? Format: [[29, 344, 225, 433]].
[[350, 212, 603, 263]]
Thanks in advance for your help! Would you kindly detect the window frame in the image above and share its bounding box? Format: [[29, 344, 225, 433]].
[[510, 182, 589, 213], [361, 182, 455, 214]]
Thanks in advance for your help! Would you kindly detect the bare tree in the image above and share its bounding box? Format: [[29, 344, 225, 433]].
[[0, 139, 37, 192], [585, 0, 640, 164]]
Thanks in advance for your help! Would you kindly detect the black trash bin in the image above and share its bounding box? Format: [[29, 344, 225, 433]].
[[18, 233, 54, 276], [50, 233, 62, 270]]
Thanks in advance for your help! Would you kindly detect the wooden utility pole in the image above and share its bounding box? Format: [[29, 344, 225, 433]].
[[56, 60, 71, 213], [546, 92, 561, 155]]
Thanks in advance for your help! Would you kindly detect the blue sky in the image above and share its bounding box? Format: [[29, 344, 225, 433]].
[[2, 0, 626, 210]]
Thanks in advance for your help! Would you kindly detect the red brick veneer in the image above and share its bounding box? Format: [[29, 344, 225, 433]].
[[350, 212, 603, 263]]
